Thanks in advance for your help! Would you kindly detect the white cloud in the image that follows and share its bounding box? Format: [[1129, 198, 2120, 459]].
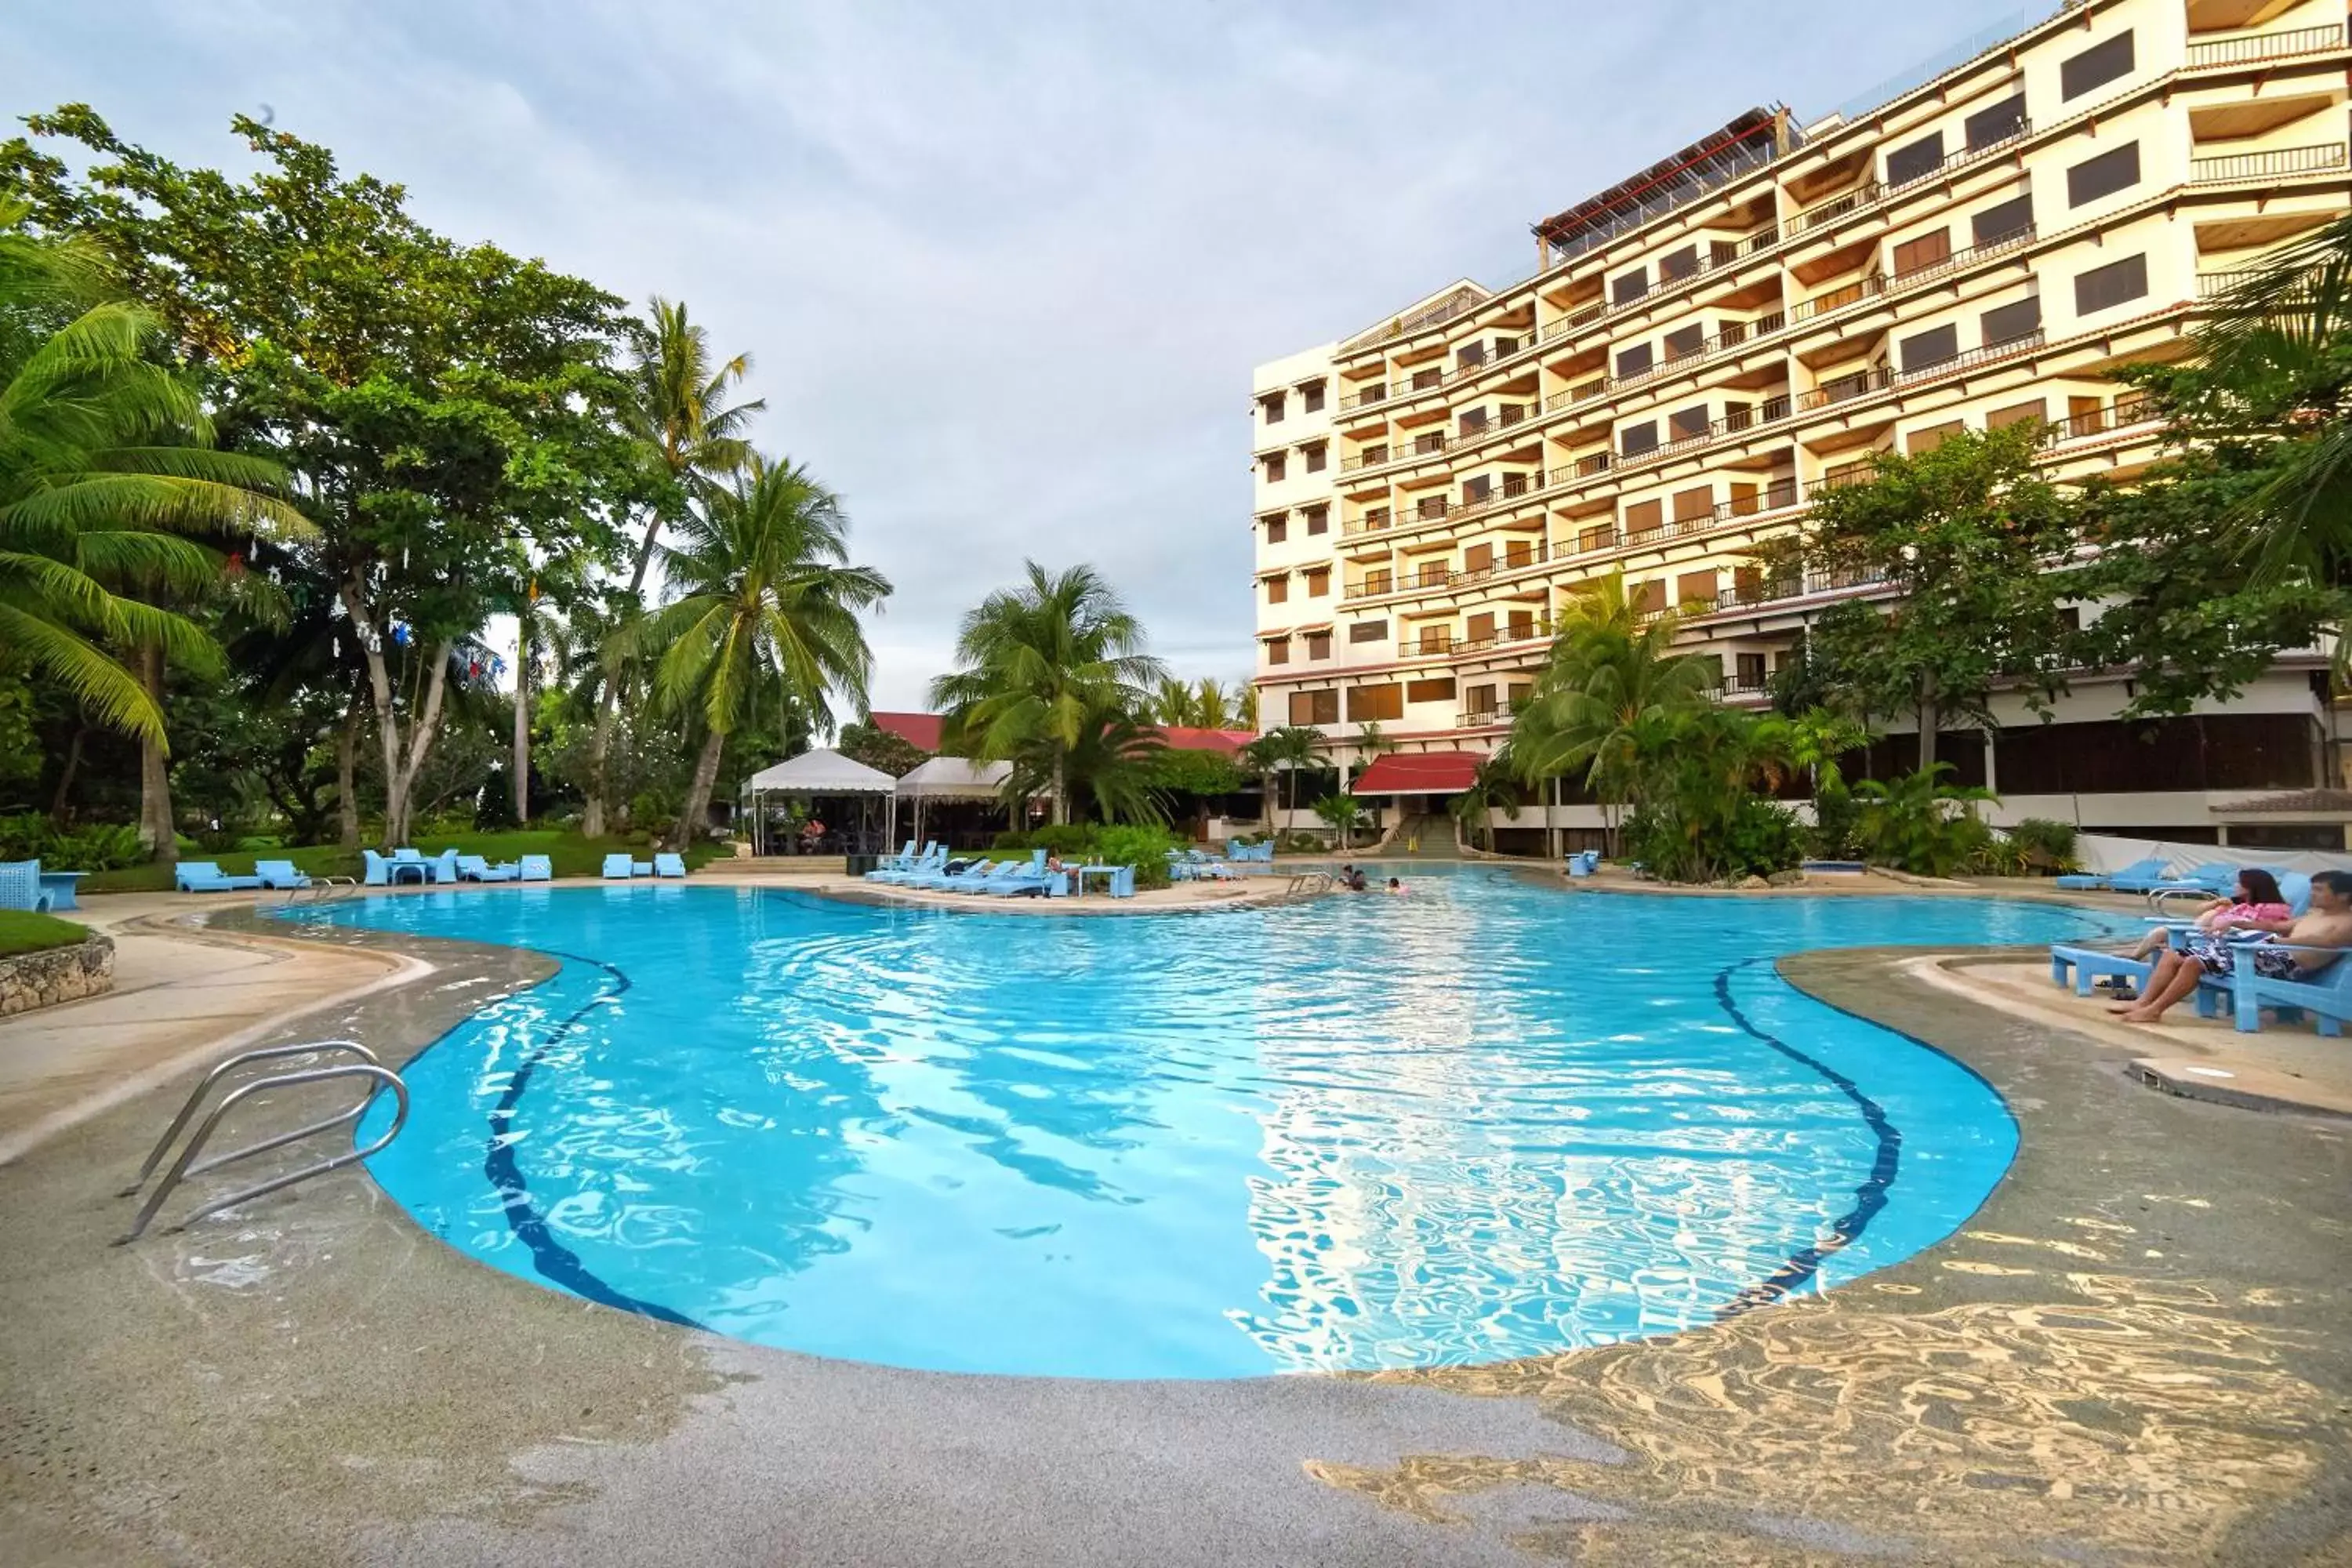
[[9, 0, 2037, 709]]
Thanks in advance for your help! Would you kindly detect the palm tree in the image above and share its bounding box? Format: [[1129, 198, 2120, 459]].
[[0, 208, 307, 764], [929, 562, 1165, 825], [1193, 677, 1232, 731], [638, 457, 890, 851], [1236, 682, 1261, 731], [1450, 750, 1522, 851], [1151, 673, 1199, 729], [586, 297, 765, 835], [1242, 724, 1320, 829], [1349, 720, 1396, 787], [1510, 572, 1715, 852], [1311, 792, 1364, 848]]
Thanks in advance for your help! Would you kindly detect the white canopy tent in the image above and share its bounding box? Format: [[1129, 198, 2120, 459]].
[[894, 757, 1014, 848], [740, 748, 898, 855]]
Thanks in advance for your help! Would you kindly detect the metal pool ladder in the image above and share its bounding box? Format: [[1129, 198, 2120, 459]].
[[118, 1040, 409, 1243]]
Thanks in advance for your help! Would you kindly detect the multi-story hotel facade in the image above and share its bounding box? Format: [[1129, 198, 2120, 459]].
[[1250, 0, 2352, 850]]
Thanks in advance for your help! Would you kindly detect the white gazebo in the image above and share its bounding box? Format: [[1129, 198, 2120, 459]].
[[894, 756, 1014, 848], [740, 748, 898, 855]]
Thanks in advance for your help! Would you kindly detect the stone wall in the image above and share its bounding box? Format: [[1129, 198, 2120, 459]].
[[0, 934, 115, 1017]]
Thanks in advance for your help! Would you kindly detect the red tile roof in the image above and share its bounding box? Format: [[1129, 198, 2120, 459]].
[[1352, 750, 1482, 794], [869, 711, 945, 752], [1158, 726, 1259, 756]]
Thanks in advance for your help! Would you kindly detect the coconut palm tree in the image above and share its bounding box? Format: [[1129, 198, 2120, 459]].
[[586, 296, 765, 835], [1450, 750, 1522, 851], [1510, 572, 1715, 852], [0, 207, 308, 751], [929, 561, 1165, 825], [1237, 681, 1261, 731], [1150, 673, 1199, 729], [1242, 724, 1320, 829], [637, 457, 890, 850], [1193, 677, 1232, 731]]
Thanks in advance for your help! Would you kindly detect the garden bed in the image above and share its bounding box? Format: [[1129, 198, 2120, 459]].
[[0, 916, 112, 1015]]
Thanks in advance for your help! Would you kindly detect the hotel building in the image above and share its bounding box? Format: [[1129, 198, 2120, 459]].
[[1249, 0, 2352, 849]]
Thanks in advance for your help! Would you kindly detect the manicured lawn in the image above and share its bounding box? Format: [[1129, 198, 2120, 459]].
[[0, 909, 92, 957], [79, 830, 728, 895]]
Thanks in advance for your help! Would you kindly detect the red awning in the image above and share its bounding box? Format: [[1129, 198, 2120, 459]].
[[1352, 751, 1482, 794]]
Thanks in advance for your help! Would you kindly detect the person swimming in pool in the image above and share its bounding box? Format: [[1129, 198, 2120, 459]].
[[1387, 877, 1406, 895]]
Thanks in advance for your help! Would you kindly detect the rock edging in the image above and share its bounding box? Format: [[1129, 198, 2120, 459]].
[[0, 933, 115, 1017]]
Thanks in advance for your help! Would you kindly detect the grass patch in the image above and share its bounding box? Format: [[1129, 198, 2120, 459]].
[[79, 830, 727, 895], [0, 909, 93, 957]]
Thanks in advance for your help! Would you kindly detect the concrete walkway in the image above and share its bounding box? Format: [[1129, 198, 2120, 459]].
[[0, 894, 419, 1166]]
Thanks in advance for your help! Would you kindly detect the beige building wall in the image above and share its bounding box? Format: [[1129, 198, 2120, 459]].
[[1247, 0, 2352, 835]]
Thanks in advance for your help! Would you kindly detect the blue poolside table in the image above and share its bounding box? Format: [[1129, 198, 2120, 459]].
[[38, 870, 87, 910]]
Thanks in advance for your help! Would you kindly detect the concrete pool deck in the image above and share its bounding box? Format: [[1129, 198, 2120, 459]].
[[0, 884, 2347, 1564]]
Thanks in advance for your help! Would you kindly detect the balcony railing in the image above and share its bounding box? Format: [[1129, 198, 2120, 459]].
[[2190, 142, 2348, 184], [1341, 430, 1451, 474], [1544, 136, 1782, 266], [1887, 222, 2035, 292], [1789, 181, 1881, 237], [1786, 116, 2032, 241], [1893, 326, 2043, 385], [2187, 22, 2346, 67], [1797, 365, 1893, 410], [1791, 271, 1884, 324], [1339, 383, 1388, 411], [2049, 394, 2154, 443]]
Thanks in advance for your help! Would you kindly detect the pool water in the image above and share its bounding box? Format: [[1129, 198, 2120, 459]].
[[303, 871, 2125, 1378]]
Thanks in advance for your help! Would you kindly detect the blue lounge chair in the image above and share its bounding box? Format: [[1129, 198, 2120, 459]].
[[653, 853, 688, 879], [518, 855, 553, 883], [2110, 861, 2193, 895], [913, 858, 996, 892], [254, 859, 310, 891], [2049, 944, 2156, 996], [877, 840, 916, 872], [457, 855, 518, 882], [2143, 861, 2236, 898], [2205, 948, 2352, 1035], [361, 849, 390, 886], [2054, 856, 2169, 891], [1107, 865, 1137, 898], [601, 853, 634, 879], [176, 861, 263, 893], [428, 848, 461, 884], [1567, 850, 1601, 878], [0, 859, 55, 913], [872, 844, 949, 885], [981, 850, 1054, 896]]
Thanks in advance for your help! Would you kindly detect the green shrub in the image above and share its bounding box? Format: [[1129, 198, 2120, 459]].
[[1092, 824, 1182, 890], [1625, 796, 1806, 883], [1809, 786, 1860, 860], [993, 823, 1094, 857], [2007, 817, 2081, 874], [1719, 797, 1809, 878], [1853, 765, 1997, 877]]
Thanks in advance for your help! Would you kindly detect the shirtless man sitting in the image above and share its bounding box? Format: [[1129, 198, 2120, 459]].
[[2115, 869, 2352, 1024]]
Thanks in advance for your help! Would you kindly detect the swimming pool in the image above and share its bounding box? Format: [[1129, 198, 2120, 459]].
[[304, 870, 2125, 1378]]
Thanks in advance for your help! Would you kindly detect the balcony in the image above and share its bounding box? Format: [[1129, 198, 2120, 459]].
[[1339, 382, 1388, 412], [1791, 272, 1883, 324], [1891, 326, 2043, 386], [2190, 142, 2348, 184], [1785, 117, 2032, 241], [2048, 394, 2154, 444], [1341, 430, 1451, 474], [2186, 22, 2347, 67], [1886, 223, 2034, 294], [1694, 564, 1893, 617], [1796, 365, 1892, 411]]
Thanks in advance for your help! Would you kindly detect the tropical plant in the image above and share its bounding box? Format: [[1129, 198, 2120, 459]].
[[637, 457, 890, 849], [1236, 682, 1261, 730], [2005, 815, 2082, 875], [1450, 751, 1521, 850], [1311, 791, 1364, 848], [929, 561, 1165, 824], [0, 205, 307, 753], [1192, 677, 1233, 731], [1242, 724, 1321, 824], [1150, 673, 1198, 729], [835, 720, 928, 778], [1851, 764, 1997, 877], [1348, 720, 1396, 786]]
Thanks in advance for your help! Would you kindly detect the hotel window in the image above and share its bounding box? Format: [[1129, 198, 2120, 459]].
[[1612, 265, 1649, 305], [1668, 404, 1708, 441], [1898, 322, 1958, 373], [1348, 619, 1388, 644], [1625, 499, 1664, 539], [1290, 688, 1339, 724], [1631, 579, 1666, 615], [1465, 684, 1497, 717], [1463, 474, 1492, 503], [1459, 407, 1490, 437], [1970, 192, 2033, 249], [1965, 93, 2026, 150], [1347, 683, 1403, 722], [1733, 564, 1764, 601], [2067, 142, 2139, 207], [1264, 452, 1286, 482], [1301, 381, 1325, 412], [1507, 608, 1535, 641], [1891, 227, 1951, 278], [1986, 397, 2047, 430], [1621, 420, 1659, 456], [1364, 505, 1391, 528], [2074, 253, 2147, 316], [1736, 652, 1768, 689], [1266, 575, 1289, 605], [1981, 294, 2041, 347], [1417, 495, 1448, 520], [1265, 637, 1290, 666], [1671, 485, 1711, 523], [1463, 542, 1494, 573], [1411, 367, 1443, 390], [1304, 443, 1327, 474], [1467, 611, 1497, 641], [1659, 245, 1698, 281], [1305, 567, 1330, 597], [1677, 568, 1719, 607], [1662, 323, 1704, 359], [1615, 341, 1653, 378], [1406, 676, 1457, 704], [1265, 514, 1287, 544], [1906, 419, 1965, 455], [1261, 391, 1286, 423], [1457, 340, 1488, 370], [1886, 131, 1943, 187], [1305, 504, 1329, 535], [1305, 632, 1333, 661], [2060, 31, 2132, 101]]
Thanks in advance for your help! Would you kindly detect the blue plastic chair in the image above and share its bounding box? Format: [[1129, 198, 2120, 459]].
[[2207, 949, 2352, 1035], [653, 853, 688, 879], [518, 855, 553, 883], [361, 849, 390, 887], [254, 859, 310, 890], [601, 853, 634, 879], [0, 859, 54, 913], [175, 861, 262, 893]]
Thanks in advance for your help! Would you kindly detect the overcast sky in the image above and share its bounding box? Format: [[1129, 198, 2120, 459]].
[[13, 0, 2032, 714]]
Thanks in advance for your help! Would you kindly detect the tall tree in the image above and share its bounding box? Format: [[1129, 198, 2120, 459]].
[[584, 299, 763, 835], [1755, 425, 2076, 772], [638, 457, 888, 851], [1242, 724, 1319, 826], [1192, 677, 1232, 730], [930, 562, 1164, 825], [1150, 673, 1198, 729], [6, 107, 639, 846]]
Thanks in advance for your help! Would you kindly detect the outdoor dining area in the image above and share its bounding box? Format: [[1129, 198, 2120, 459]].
[[738, 750, 1021, 861]]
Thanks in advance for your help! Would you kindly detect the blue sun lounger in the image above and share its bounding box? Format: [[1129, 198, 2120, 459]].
[[2201, 947, 2352, 1035], [912, 858, 996, 892], [868, 843, 945, 884], [176, 861, 263, 893], [518, 855, 553, 883], [2053, 856, 2169, 892], [457, 855, 517, 882], [653, 853, 688, 879], [253, 859, 310, 890], [601, 853, 634, 879]]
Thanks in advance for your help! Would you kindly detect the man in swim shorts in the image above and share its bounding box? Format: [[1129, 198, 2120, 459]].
[[2116, 869, 2352, 1024]]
